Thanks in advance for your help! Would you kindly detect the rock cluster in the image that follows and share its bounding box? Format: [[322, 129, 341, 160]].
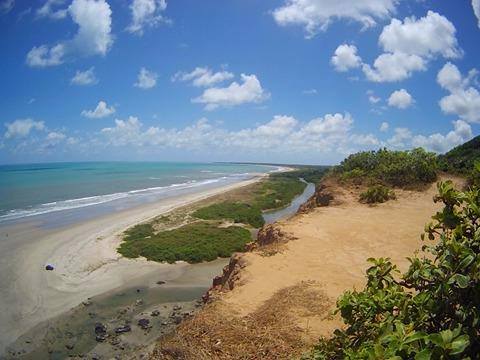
[[297, 183, 334, 214]]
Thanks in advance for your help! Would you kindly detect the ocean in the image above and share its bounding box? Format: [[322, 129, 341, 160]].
[[0, 162, 275, 224]]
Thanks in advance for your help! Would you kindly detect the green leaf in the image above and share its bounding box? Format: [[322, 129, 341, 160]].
[[450, 335, 470, 355], [414, 349, 432, 360], [451, 274, 470, 288]]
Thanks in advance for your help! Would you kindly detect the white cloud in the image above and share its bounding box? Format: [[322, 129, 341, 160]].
[[331, 44, 362, 72], [36, 0, 68, 20], [437, 63, 480, 123], [302, 89, 318, 95], [472, 0, 480, 28], [412, 120, 473, 153], [379, 11, 462, 59], [71, 67, 98, 85], [0, 0, 14, 14], [81, 100, 115, 118], [172, 67, 234, 87], [272, 0, 398, 38], [126, 0, 169, 35], [192, 74, 269, 111], [367, 90, 381, 104], [388, 89, 414, 109], [380, 122, 389, 132], [46, 131, 66, 141], [4, 119, 45, 138], [361, 11, 461, 82], [387, 127, 412, 148], [26, 44, 65, 67], [362, 52, 426, 82], [26, 0, 113, 67], [134, 67, 158, 89]]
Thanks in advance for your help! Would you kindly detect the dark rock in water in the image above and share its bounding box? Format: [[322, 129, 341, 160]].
[[151, 310, 160, 317], [94, 322, 107, 335], [137, 318, 151, 330], [65, 343, 74, 350], [82, 299, 92, 306], [45, 264, 54, 271], [135, 299, 143, 306], [156, 280, 166, 285], [114, 325, 131, 334], [136, 289, 141, 293]]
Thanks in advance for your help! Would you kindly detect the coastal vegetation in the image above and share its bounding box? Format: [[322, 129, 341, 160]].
[[438, 135, 480, 175], [359, 185, 396, 204], [270, 166, 330, 184], [119, 172, 317, 264], [118, 222, 251, 263], [193, 202, 265, 228], [306, 181, 480, 359], [335, 148, 438, 188]]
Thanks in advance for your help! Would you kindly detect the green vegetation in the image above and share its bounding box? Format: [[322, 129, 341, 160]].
[[359, 185, 396, 204], [193, 201, 265, 228], [252, 176, 307, 211], [438, 135, 480, 175], [306, 181, 480, 359], [335, 148, 438, 187], [270, 167, 329, 184], [118, 222, 251, 263]]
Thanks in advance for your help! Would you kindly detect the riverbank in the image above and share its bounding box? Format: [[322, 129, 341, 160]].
[[0, 176, 264, 356]]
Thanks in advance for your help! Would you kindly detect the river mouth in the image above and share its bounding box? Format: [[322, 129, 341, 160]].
[[3, 181, 315, 359]]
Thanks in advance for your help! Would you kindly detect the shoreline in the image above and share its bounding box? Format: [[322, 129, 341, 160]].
[[0, 175, 265, 355]]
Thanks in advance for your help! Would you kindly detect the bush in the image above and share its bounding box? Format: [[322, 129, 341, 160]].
[[359, 185, 396, 204], [306, 180, 480, 359], [253, 177, 307, 211], [193, 201, 265, 228], [271, 167, 329, 184], [336, 148, 438, 187], [118, 222, 252, 263], [438, 135, 480, 175]]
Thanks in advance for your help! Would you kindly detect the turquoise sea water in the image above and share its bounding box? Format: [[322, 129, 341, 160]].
[[0, 162, 274, 223]]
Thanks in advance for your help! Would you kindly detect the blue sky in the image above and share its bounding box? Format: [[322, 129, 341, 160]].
[[1, 0, 480, 165]]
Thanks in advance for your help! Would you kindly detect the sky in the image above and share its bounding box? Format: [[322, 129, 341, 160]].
[[1, 0, 480, 165]]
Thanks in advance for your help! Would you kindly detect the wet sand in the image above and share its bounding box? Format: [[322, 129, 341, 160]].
[[0, 177, 261, 356]]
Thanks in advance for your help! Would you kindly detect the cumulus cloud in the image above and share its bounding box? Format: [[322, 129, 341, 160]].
[[272, 0, 397, 38], [411, 120, 473, 153], [81, 100, 115, 118], [437, 63, 480, 123], [361, 11, 461, 82], [388, 89, 414, 109], [367, 90, 381, 104], [362, 52, 426, 82], [126, 0, 170, 35], [26, 44, 65, 67], [71, 67, 98, 85], [380, 122, 389, 132], [192, 74, 269, 111], [331, 44, 362, 72], [4, 119, 45, 138], [0, 0, 14, 14], [26, 0, 113, 67], [472, 0, 480, 28], [172, 67, 234, 87], [36, 0, 68, 20], [134, 67, 158, 89]]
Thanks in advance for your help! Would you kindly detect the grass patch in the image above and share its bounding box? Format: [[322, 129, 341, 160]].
[[252, 176, 307, 211], [192, 201, 264, 228], [359, 185, 396, 204], [118, 222, 251, 263]]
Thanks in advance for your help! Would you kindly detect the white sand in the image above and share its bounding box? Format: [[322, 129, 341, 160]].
[[0, 177, 261, 354]]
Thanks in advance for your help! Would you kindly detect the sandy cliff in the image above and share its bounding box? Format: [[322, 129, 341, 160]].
[[151, 176, 463, 360]]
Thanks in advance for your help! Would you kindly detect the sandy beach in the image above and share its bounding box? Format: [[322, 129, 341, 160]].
[[0, 176, 263, 355]]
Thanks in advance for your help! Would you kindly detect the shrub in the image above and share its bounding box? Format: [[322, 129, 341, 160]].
[[118, 222, 252, 263], [359, 185, 396, 204], [306, 181, 480, 359], [336, 148, 437, 187], [193, 201, 265, 228], [253, 177, 307, 211]]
